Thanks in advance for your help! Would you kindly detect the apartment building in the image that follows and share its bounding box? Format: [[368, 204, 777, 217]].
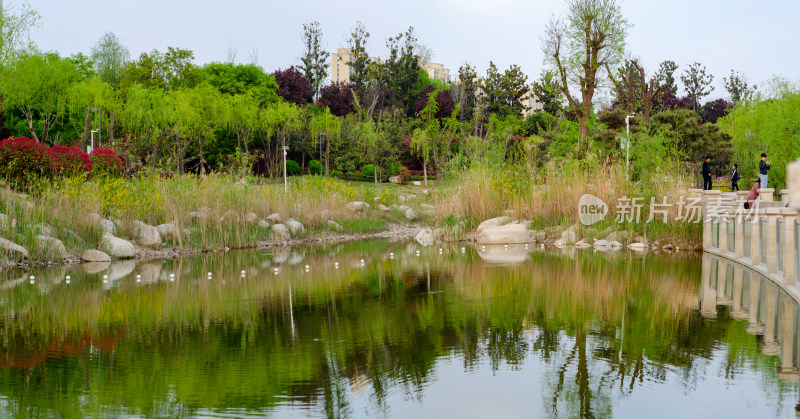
[[331, 48, 452, 84]]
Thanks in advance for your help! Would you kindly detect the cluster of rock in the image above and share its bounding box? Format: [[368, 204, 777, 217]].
[[254, 212, 307, 242], [348, 196, 435, 222], [468, 213, 669, 251]]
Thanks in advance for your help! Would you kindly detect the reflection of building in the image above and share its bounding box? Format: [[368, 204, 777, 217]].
[[330, 48, 452, 84], [421, 62, 450, 82]]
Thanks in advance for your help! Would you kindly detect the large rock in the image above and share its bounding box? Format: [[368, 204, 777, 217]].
[[257, 219, 271, 229], [0, 238, 28, 261], [476, 223, 530, 244], [32, 223, 53, 236], [245, 212, 259, 225], [604, 230, 630, 244], [100, 219, 116, 234], [101, 233, 135, 258], [476, 216, 511, 235], [271, 224, 291, 241], [412, 181, 422, 186], [420, 203, 435, 211], [592, 239, 612, 248], [267, 213, 282, 224], [0, 214, 12, 229], [561, 226, 577, 245], [377, 204, 390, 212], [320, 210, 332, 221], [326, 220, 343, 231], [432, 228, 447, 242], [389, 175, 404, 184], [404, 208, 418, 221], [345, 201, 370, 212], [285, 219, 305, 237], [628, 242, 648, 251], [133, 221, 161, 248], [156, 223, 176, 240], [36, 235, 66, 259], [415, 228, 434, 246], [477, 244, 528, 264], [81, 249, 111, 262]]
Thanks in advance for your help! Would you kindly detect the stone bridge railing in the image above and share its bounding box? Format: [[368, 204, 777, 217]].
[[702, 157, 800, 305]]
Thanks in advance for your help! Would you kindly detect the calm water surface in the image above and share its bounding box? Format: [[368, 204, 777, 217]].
[[0, 240, 797, 418]]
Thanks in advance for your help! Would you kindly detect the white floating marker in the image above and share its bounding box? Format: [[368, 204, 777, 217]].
[[461, 247, 466, 253], [66, 279, 71, 284], [29, 275, 35, 285], [136, 274, 141, 283]]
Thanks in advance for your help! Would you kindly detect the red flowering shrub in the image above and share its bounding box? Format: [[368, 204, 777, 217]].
[[51, 145, 93, 178], [90, 148, 124, 177], [0, 137, 55, 190]]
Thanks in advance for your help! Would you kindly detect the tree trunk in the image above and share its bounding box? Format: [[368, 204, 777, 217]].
[[423, 159, 428, 187], [373, 157, 378, 188], [152, 134, 163, 170], [81, 107, 90, 150], [109, 113, 116, 147], [26, 114, 38, 142], [325, 138, 330, 176]]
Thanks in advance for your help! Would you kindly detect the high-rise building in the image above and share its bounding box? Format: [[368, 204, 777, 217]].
[[331, 48, 452, 84]]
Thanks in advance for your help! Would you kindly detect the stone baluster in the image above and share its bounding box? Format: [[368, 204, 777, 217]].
[[760, 188, 775, 203], [734, 209, 745, 259], [750, 211, 762, 266], [719, 213, 729, 254], [780, 189, 790, 203], [783, 208, 798, 286], [766, 208, 780, 275], [703, 190, 721, 250]]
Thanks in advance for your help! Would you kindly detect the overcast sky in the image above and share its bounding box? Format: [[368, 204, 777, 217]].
[[13, 0, 800, 101]]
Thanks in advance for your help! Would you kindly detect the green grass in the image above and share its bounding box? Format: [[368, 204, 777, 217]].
[[339, 218, 389, 234]]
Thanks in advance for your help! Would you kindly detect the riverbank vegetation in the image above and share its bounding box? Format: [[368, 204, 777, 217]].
[[0, 0, 797, 264]]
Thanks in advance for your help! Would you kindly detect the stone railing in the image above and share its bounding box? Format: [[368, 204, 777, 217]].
[[702, 157, 800, 305]]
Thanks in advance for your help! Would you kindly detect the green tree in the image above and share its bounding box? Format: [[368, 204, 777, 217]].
[[67, 78, 114, 150], [261, 102, 304, 179], [0, 2, 39, 63], [654, 60, 678, 93], [456, 63, 479, 122], [123, 84, 173, 169], [723, 70, 755, 103], [297, 21, 330, 100], [543, 0, 630, 140], [202, 62, 280, 105], [346, 21, 371, 92], [4, 53, 77, 142], [119, 47, 202, 92], [483, 61, 529, 118], [379, 27, 422, 115], [90, 32, 130, 85], [680, 62, 714, 111], [531, 71, 563, 115], [310, 108, 342, 176]]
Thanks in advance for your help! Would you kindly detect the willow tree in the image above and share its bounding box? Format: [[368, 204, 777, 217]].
[[543, 0, 630, 141], [124, 84, 173, 169], [261, 102, 304, 179], [227, 92, 258, 171], [67, 78, 113, 150], [310, 109, 342, 176]]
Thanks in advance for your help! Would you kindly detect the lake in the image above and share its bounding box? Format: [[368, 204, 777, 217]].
[[0, 240, 797, 418]]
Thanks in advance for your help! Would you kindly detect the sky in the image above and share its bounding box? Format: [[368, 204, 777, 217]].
[[11, 0, 800, 102]]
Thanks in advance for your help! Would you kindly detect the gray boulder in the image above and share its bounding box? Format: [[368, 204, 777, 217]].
[[412, 181, 422, 186], [244, 212, 259, 224], [267, 213, 282, 224], [420, 203, 435, 211], [284, 219, 305, 237], [404, 208, 418, 221], [326, 220, 343, 231], [257, 219, 271, 229], [271, 224, 291, 241], [377, 204, 390, 212], [561, 226, 577, 244], [415, 228, 434, 246], [81, 249, 111, 262], [156, 223, 176, 240], [36, 235, 66, 259], [345, 201, 370, 212], [476, 224, 530, 244], [592, 239, 612, 248], [133, 221, 161, 247], [476, 216, 511, 234], [101, 233, 135, 258], [389, 175, 404, 184], [100, 219, 116, 234], [0, 238, 28, 261]]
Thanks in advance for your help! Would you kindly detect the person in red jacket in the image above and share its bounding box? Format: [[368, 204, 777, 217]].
[[743, 180, 760, 209]]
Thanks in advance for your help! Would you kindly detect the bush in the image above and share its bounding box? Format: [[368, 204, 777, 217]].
[[51, 145, 92, 178], [330, 169, 343, 178], [90, 148, 124, 177], [387, 163, 410, 183], [286, 159, 302, 176], [361, 164, 385, 181], [308, 160, 322, 175], [0, 137, 55, 190]]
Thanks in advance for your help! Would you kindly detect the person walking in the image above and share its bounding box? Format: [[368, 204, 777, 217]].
[[702, 155, 713, 190], [731, 164, 740, 191], [759, 153, 770, 188]]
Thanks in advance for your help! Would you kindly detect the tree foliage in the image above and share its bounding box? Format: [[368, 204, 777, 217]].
[[272, 66, 313, 105], [680, 62, 714, 111], [297, 21, 330, 100], [483, 62, 529, 118], [90, 32, 130, 85], [723, 70, 755, 103]]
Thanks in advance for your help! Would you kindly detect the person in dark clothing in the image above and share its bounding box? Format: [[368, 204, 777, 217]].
[[702, 156, 712, 190], [731, 164, 740, 191], [759, 153, 770, 188]]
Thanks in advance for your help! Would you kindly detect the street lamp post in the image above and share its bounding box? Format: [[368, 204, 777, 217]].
[[624, 113, 635, 181], [88, 129, 99, 154]]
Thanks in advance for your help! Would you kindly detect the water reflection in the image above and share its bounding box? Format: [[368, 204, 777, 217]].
[[0, 242, 797, 418]]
